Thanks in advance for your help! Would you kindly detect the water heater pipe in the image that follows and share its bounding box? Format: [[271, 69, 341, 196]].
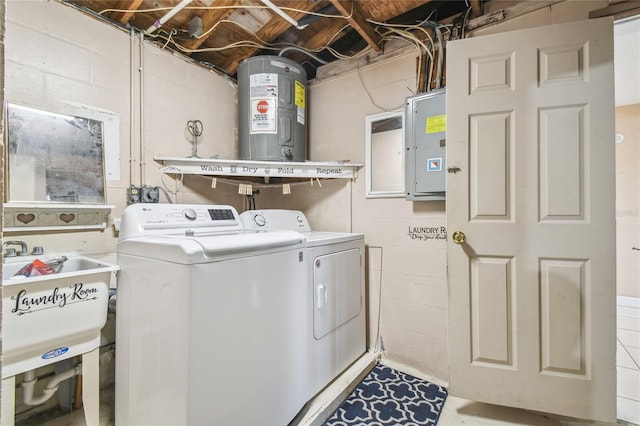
[[259, 0, 308, 30], [145, 0, 193, 35]]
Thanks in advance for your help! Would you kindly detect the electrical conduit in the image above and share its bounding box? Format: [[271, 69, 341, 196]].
[[139, 30, 145, 186], [145, 0, 193, 35], [259, 0, 308, 30]]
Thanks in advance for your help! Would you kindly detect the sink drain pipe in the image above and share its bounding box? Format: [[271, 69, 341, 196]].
[[22, 365, 82, 406], [22, 349, 115, 406]]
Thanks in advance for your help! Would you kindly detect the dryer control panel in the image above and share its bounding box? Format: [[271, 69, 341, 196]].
[[239, 209, 311, 232], [119, 203, 241, 240]]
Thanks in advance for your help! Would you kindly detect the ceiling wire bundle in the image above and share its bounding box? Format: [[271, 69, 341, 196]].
[[367, 12, 454, 94], [146, 20, 367, 63], [94, 3, 364, 65], [449, 6, 474, 40], [70, 0, 472, 81], [97, 4, 352, 21]]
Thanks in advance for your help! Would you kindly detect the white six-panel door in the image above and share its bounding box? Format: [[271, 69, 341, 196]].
[[446, 17, 616, 422]]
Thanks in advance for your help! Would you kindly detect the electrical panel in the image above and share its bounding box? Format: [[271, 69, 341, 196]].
[[405, 88, 446, 201]]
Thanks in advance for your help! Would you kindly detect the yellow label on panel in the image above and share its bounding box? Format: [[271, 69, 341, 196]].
[[295, 81, 305, 109], [426, 114, 446, 134]]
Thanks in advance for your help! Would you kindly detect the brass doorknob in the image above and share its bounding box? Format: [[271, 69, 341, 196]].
[[452, 231, 466, 244]]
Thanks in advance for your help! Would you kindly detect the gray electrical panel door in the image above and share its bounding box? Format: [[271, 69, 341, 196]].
[[405, 89, 446, 201]]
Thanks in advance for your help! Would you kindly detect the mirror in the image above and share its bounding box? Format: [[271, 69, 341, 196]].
[[5, 103, 106, 204], [365, 111, 405, 198]]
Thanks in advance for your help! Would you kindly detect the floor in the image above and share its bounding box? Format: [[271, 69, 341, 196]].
[[30, 298, 640, 426], [615, 296, 640, 425]]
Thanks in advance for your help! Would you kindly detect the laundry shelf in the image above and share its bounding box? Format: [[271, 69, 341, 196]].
[[3, 203, 114, 232], [154, 157, 363, 180]]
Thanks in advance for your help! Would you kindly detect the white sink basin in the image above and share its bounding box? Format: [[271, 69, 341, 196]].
[[2, 255, 118, 378]]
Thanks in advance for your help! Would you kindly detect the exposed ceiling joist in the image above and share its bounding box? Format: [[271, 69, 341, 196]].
[[329, 0, 382, 52], [110, 0, 143, 25], [182, 0, 240, 51], [285, 19, 349, 65], [469, 0, 483, 18], [589, 0, 640, 20], [303, 19, 350, 53], [222, 1, 318, 74], [63, 0, 473, 79]]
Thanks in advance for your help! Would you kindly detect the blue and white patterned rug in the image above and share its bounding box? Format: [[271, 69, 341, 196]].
[[324, 363, 448, 426]]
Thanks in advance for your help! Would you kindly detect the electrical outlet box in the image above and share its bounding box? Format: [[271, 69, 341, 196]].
[[141, 186, 160, 203], [127, 185, 140, 205], [189, 16, 203, 38], [405, 88, 446, 201]]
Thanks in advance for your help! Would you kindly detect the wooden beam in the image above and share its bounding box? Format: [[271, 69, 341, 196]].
[[329, 0, 382, 52], [303, 19, 350, 51], [110, 0, 144, 25], [589, 0, 640, 20], [469, 0, 483, 19], [282, 19, 350, 65], [182, 0, 239, 51]]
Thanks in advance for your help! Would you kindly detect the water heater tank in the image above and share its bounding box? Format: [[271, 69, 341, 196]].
[[238, 56, 307, 162]]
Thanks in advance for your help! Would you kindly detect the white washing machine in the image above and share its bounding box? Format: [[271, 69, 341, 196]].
[[116, 204, 309, 426], [240, 210, 366, 399]]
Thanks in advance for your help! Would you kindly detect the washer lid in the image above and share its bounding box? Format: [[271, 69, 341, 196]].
[[199, 230, 303, 255], [117, 230, 303, 264]]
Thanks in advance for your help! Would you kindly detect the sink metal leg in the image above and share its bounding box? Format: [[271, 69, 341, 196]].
[[82, 348, 100, 426], [1, 376, 16, 426]]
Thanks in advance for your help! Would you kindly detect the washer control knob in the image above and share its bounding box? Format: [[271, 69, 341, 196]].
[[296, 215, 303, 223], [254, 214, 266, 227], [183, 208, 197, 221]]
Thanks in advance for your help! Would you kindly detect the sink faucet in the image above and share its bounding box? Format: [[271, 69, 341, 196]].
[[3, 240, 29, 257]]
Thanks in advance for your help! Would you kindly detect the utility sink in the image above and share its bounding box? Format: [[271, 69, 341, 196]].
[[1, 255, 119, 378]]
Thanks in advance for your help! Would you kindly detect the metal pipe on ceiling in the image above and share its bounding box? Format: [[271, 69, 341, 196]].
[[145, 0, 193, 35], [259, 0, 308, 30]]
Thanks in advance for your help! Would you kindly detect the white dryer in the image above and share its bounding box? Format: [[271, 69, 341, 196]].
[[116, 204, 308, 426], [240, 209, 366, 399]]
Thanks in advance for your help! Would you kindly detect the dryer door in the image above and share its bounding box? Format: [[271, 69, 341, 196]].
[[313, 248, 361, 339]]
